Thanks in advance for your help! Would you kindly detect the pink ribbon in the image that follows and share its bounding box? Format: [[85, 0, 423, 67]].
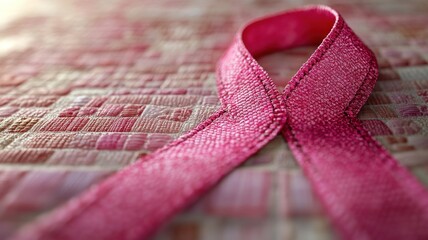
[[12, 5, 428, 240]]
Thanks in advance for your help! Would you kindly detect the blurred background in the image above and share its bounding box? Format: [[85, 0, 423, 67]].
[[0, 0, 427, 239]]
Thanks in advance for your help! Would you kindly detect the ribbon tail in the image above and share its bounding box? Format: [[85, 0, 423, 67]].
[[282, 115, 428, 240], [11, 104, 284, 240]]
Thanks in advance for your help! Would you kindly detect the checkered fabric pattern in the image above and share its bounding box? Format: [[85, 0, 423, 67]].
[[0, 0, 427, 239]]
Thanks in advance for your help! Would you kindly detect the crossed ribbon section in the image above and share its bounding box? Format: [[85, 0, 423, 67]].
[[13, 5, 428, 240]]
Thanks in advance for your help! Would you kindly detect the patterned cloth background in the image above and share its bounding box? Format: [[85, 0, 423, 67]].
[[0, 0, 427, 239]]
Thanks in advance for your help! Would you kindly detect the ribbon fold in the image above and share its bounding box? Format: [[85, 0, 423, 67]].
[[13, 5, 428, 240]]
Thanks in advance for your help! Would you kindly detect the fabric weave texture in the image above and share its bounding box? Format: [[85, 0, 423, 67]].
[[0, 0, 428, 240], [10, 5, 428, 240]]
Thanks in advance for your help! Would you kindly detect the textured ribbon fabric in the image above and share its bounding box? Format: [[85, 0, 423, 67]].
[[12, 5, 428, 240]]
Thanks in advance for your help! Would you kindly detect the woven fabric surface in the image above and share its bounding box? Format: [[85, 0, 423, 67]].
[[0, 0, 427, 239]]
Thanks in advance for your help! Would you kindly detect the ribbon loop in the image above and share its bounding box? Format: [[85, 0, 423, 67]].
[[223, 6, 378, 127]]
